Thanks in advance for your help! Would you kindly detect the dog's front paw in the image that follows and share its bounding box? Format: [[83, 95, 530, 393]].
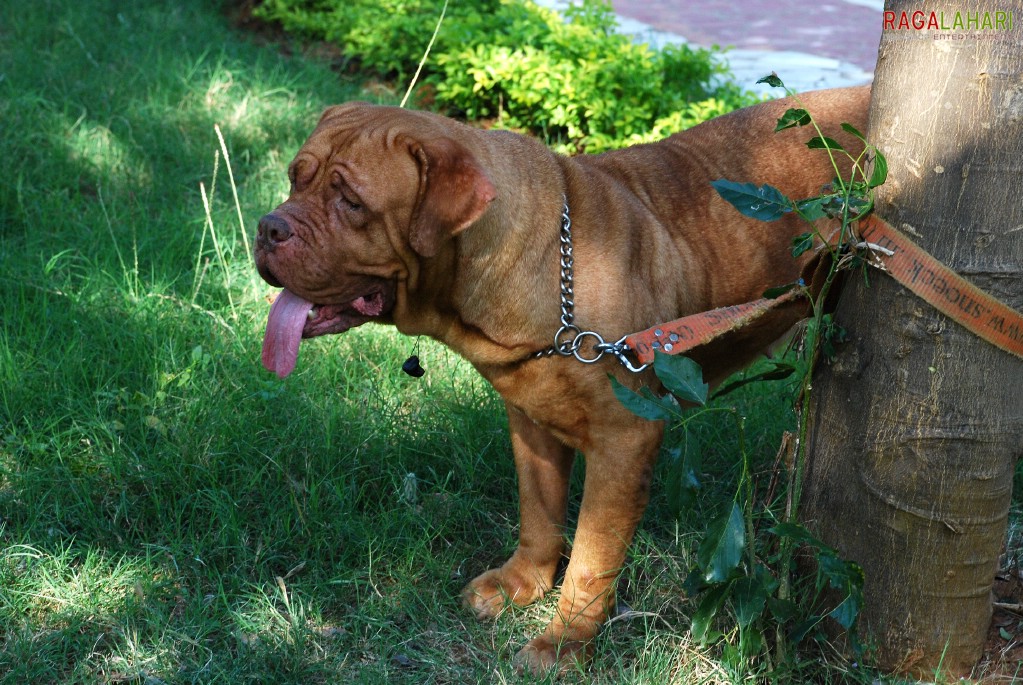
[[512, 634, 592, 676], [461, 565, 549, 620]]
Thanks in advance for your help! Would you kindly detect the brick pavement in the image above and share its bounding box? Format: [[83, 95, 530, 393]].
[[610, 0, 883, 73], [532, 0, 883, 91]]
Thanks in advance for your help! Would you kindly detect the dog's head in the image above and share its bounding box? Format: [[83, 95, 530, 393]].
[[255, 103, 497, 377]]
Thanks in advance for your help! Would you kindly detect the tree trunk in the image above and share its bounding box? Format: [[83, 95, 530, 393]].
[[801, 0, 1023, 677]]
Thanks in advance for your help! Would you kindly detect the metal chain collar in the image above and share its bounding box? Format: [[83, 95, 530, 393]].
[[533, 202, 649, 373]]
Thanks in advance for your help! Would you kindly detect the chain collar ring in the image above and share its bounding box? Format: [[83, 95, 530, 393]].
[[534, 201, 649, 373]]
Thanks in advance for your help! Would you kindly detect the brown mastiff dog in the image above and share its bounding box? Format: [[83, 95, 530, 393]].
[[254, 86, 870, 674]]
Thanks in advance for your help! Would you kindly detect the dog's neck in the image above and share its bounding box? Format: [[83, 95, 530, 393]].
[[395, 131, 570, 366], [447, 198, 568, 364]]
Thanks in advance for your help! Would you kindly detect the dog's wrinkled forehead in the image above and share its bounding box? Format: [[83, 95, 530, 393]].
[[288, 102, 436, 193], [309, 103, 445, 153], [316, 101, 379, 130]]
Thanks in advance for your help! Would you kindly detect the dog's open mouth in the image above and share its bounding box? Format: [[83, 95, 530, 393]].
[[261, 288, 390, 378]]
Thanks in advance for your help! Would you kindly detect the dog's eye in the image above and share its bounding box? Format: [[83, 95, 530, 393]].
[[329, 172, 362, 212], [334, 190, 363, 214]]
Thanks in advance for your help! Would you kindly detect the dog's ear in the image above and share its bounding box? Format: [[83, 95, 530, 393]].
[[409, 138, 496, 257]]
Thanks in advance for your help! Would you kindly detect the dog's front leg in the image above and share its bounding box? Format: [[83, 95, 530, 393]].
[[462, 403, 575, 619], [512, 415, 664, 675]]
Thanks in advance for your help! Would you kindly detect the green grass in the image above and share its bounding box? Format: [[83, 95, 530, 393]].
[[0, 0, 1019, 683]]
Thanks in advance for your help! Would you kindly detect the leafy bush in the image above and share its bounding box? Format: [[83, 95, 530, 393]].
[[253, 0, 759, 152]]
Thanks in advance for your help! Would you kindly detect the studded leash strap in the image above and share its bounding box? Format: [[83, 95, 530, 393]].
[[621, 216, 1023, 367]]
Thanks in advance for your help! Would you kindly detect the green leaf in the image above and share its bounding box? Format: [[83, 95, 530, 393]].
[[756, 73, 785, 88], [731, 575, 769, 628], [818, 550, 854, 584], [712, 361, 798, 399], [682, 567, 708, 597], [698, 502, 744, 583], [771, 522, 864, 630], [762, 282, 801, 299], [653, 353, 708, 406], [609, 375, 674, 421], [767, 596, 798, 623], [795, 196, 828, 221], [738, 626, 765, 659], [829, 589, 862, 630], [665, 435, 703, 515], [711, 179, 793, 222], [690, 581, 732, 642], [868, 148, 888, 188], [801, 191, 870, 221], [770, 521, 827, 548], [840, 122, 867, 141], [846, 194, 873, 220], [774, 107, 811, 132], [806, 136, 846, 152], [789, 615, 825, 644], [791, 232, 814, 257], [818, 313, 850, 360]]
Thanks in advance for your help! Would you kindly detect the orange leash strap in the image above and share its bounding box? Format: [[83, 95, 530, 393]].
[[857, 214, 1023, 360], [622, 215, 1023, 366], [624, 287, 805, 366]]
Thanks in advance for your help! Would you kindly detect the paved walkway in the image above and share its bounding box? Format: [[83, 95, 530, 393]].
[[536, 0, 883, 94], [612, 0, 882, 93]]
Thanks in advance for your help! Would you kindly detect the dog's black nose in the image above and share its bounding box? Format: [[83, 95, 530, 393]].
[[257, 214, 292, 250]]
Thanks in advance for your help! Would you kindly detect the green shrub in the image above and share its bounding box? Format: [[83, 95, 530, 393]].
[[253, 0, 760, 152]]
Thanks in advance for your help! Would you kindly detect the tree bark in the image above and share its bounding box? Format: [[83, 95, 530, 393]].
[[801, 0, 1023, 677]]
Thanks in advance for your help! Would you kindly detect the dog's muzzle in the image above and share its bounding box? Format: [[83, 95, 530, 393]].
[[256, 213, 292, 252]]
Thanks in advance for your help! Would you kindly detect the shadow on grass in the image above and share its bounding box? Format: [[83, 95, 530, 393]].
[[4, 3, 1018, 683], [0, 3, 840, 679], [0, 1, 522, 682]]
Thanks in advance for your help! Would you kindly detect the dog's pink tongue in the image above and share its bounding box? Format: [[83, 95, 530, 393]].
[[262, 289, 314, 378]]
